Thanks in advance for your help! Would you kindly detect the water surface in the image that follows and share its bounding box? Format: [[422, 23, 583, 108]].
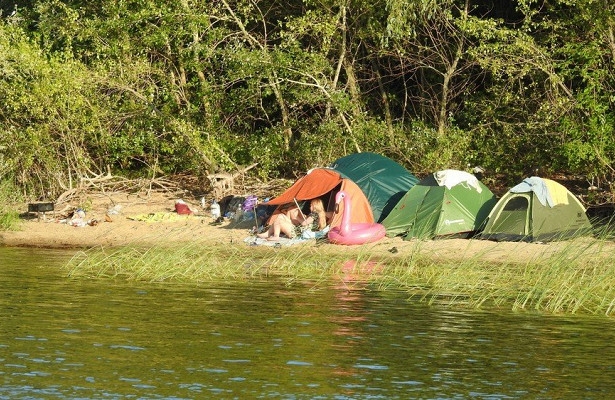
[[1, 247, 615, 399]]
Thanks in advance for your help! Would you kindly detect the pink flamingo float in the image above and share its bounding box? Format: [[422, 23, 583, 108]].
[[328, 191, 386, 245]]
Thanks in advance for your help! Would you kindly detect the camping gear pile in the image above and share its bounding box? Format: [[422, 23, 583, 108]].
[[211, 153, 595, 245]]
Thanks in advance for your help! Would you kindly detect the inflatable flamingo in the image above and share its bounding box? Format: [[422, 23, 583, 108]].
[[328, 191, 386, 245]]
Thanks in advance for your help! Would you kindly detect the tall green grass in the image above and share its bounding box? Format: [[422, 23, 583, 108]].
[[0, 180, 22, 231], [0, 209, 20, 231], [378, 238, 615, 315], [66, 234, 615, 316]]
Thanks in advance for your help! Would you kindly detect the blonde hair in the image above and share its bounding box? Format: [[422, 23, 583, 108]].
[[311, 198, 327, 230]]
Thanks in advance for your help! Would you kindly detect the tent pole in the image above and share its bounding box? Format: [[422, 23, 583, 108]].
[[293, 197, 307, 221]]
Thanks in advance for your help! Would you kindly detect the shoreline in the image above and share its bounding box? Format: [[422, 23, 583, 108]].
[[2, 213, 610, 267], [2, 190, 612, 264]]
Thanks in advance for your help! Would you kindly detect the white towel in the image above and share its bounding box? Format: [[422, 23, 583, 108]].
[[434, 170, 482, 192]]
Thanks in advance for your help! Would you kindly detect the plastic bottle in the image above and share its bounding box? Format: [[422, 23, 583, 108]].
[[210, 200, 221, 219], [233, 204, 243, 222]]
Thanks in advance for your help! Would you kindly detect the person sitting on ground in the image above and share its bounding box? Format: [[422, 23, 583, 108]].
[[257, 199, 328, 241], [257, 203, 303, 241], [300, 198, 328, 232]]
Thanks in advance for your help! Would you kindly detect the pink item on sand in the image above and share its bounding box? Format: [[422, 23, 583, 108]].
[[328, 191, 386, 245]]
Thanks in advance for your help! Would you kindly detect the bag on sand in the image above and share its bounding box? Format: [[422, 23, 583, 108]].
[[221, 196, 245, 217], [174, 199, 193, 215], [242, 195, 258, 212]]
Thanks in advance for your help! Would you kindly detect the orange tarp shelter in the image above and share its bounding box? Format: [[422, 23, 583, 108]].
[[266, 168, 374, 229]]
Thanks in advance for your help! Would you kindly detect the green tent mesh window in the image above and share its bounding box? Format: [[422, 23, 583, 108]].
[[503, 196, 528, 211]]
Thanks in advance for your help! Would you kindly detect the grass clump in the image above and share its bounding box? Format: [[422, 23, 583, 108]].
[[66, 236, 615, 316], [376, 237, 615, 316], [0, 209, 21, 231], [0, 180, 22, 231], [67, 242, 354, 284]]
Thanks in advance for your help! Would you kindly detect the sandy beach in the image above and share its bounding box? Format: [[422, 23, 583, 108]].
[[2, 189, 611, 264]]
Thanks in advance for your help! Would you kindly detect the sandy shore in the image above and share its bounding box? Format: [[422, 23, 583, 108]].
[[2, 190, 610, 264]]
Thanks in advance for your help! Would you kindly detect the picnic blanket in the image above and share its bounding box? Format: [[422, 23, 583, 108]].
[[244, 236, 309, 247], [244, 226, 330, 246]]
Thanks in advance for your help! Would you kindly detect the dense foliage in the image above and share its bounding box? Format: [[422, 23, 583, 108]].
[[1, 0, 614, 199]]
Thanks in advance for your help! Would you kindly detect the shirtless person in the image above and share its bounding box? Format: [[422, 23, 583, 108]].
[[257, 199, 328, 241], [257, 203, 304, 241]]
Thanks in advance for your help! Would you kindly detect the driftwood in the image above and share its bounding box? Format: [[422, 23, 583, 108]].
[[51, 165, 292, 212], [54, 172, 183, 206], [207, 163, 258, 199]]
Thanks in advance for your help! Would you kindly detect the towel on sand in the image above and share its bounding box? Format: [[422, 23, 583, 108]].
[[244, 226, 330, 246]]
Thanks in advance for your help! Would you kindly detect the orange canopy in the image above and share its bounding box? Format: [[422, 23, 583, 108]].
[[266, 168, 374, 229], [267, 168, 342, 205]]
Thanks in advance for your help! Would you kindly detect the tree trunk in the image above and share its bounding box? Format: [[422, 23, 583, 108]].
[[344, 59, 362, 119], [327, 5, 346, 119], [438, 59, 459, 137], [607, 23, 615, 67], [270, 80, 293, 150], [221, 0, 293, 151], [371, 58, 395, 143], [437, 0, 468, 138]]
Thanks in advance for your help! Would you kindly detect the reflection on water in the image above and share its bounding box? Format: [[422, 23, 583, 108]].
[[2, 246, 615, 399]]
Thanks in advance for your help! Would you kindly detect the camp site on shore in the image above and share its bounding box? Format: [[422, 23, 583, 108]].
[[3, 151, 614, 317]]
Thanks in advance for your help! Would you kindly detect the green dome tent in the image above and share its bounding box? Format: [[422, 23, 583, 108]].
[[381, 170, 497, 239], [480, 177, 592, 242], [330, 152, 418, 222]]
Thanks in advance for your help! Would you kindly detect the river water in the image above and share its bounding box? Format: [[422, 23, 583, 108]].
[[2, 247, 615, 399]]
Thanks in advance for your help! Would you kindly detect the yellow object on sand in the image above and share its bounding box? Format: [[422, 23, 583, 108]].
[[544, 179, 569, 206]]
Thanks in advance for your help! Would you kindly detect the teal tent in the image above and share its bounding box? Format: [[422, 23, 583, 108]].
[[330, 152, 418, 222]]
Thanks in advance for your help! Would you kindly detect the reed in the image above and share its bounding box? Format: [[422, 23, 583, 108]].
[[0, 181, 22, 231], [0, 209, 20, 231], [375, 234, 615, 316], [67, 242, 349, 283], [66, 233, 615, 316]]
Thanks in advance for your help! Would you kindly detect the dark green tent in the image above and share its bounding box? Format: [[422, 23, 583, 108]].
[[481, 177, 592, 242], [330, 152, 418, 222], [382, 170, 496, 239]]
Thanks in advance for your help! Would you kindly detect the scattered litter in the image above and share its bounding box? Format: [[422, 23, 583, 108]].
[[210, 216, 225, 226], [210, 200, 221, 219], [58, 208, 94, 227], [107, 204, 122, 215]]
